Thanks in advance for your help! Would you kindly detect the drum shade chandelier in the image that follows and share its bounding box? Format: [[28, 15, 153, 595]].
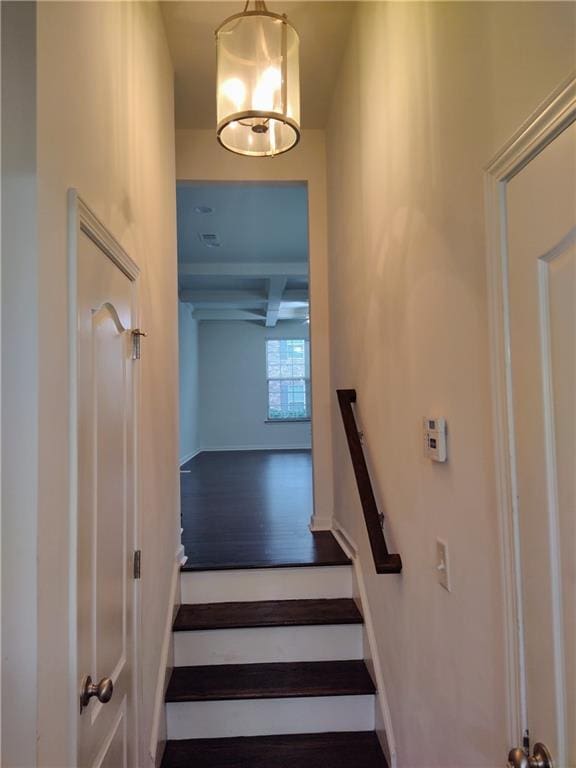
[[215, 0, 301, 157]]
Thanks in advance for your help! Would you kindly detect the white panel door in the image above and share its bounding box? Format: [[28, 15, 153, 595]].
[[506, 121, 576, 766], [76, 213, 138, 767]]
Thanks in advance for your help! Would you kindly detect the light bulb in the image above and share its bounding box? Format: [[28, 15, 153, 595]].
[[221, 78, 246, 109], [253, 66, 281, 111]]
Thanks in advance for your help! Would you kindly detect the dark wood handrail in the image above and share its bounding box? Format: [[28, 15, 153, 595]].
[[337, 389, 402, 574]]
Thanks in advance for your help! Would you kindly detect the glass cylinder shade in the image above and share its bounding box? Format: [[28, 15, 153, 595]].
[[216, 10, 300, 157]]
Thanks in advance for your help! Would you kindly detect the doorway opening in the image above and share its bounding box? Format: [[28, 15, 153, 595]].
[[176, 180, 346, 570]]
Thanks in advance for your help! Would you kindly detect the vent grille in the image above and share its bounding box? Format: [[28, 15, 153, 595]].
[[198, 233, 221, 248]]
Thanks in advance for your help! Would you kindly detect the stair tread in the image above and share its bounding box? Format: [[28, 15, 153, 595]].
[[174, 598, 363, 631], [165, 660, 375, 702], [161, 732, 388, 768], [181, 531, 352, 571]]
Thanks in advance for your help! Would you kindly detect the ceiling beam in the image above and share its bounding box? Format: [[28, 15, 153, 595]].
[[178, 262, 308, 278], [180, 290, 267, 308], [278, 306, 309, 321], [179, 289, 309, 305], [265, 277, 287, 328], [192, 309, 266, 321]]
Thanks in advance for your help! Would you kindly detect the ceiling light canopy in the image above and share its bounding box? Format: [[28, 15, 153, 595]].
[[215, 0, 300, 157]]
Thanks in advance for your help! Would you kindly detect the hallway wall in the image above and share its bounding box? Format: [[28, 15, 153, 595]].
[[1, 4, 38, 765], [179, 302, 200, 464], [325, 3, 575, 767], [198, 321, 312, 451], [35, 3, 179, 765]]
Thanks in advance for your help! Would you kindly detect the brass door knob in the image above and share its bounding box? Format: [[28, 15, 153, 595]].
[[80, 675, 114, 713], [508, 743, 554, 768]]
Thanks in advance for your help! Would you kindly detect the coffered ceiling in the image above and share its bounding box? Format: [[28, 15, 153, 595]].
[[178, 182, 310, 325]]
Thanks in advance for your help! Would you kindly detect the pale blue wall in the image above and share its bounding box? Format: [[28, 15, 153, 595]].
[[199, 321, 312, 451]]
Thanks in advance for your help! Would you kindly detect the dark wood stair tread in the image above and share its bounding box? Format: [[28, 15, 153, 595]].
[[165, 661, 375, 703], [181, 531, 352, 571], [174, 598, 363, 631], [161, 732, 388, 768]]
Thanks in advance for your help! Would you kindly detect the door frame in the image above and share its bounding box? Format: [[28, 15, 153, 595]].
[[484, 73, 576, 746], [67, 190, 141, 766]]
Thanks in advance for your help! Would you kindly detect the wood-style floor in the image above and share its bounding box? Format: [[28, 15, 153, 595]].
[[180, 450, 349, 570]]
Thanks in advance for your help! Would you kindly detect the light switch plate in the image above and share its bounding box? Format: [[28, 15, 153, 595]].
[[436, 538, 451, 592]]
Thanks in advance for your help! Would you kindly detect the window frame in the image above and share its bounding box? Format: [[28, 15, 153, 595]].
[[265, 337, 311, 423]]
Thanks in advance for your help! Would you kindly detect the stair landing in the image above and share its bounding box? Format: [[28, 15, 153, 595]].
[[180, 450, 350, 570]]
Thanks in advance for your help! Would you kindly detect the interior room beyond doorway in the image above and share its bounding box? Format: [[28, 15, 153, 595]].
[[177, 181, 348, 570]]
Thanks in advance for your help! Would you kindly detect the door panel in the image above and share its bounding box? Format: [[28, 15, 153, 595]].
[[93, 701, 127, 768], [507, 121, 576, 764], [77, 226, 136, 767]]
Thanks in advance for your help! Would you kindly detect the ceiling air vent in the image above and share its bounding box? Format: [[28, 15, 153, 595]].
[[198, 232, 221, 248]]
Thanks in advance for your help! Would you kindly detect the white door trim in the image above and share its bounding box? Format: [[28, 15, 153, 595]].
[[484, 72, 576, 746], [67, 190, 141, 766]]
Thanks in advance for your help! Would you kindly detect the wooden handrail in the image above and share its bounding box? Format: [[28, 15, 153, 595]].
[[337, 389, 402, 574]]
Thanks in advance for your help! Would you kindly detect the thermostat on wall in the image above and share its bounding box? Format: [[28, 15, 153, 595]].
[[423, 418, 447, 462]]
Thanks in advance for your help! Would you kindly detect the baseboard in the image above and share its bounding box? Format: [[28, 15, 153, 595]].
[[176, 542, 187, 567], [331, 520, 357, 557], [149, 545, 183, 767], [331, 519, 397, 768], [200, 444, 312, 452], [179, 448, 201, 467], [309, 514, 333, 532]]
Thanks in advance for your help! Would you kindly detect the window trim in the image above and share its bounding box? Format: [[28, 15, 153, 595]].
[[265, 337, 311, 423]]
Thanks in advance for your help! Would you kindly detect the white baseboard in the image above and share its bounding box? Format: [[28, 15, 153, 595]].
[[332, 520, 397, 768], [179, 448, 201, 467], [309, 514, 333, 532], [148, 545, 182, 768], [200, 444, 312, 452], [331, 520, 357, 557]]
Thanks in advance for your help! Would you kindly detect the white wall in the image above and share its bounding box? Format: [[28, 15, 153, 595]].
[[179, 302, 200, 464], [325, 3, 576, 767], [34, 3, 179, 765], [199, 321, 312, 451], [1, 4, 38, 765], [176, 129, 333, 528]]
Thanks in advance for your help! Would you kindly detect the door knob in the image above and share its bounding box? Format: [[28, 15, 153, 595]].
[[508, 747, 529, 768], [80, 675, 114, 713], [508, 742, 554, 768]]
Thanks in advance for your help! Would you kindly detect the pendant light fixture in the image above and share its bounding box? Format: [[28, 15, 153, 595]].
[[215, 0, 300, 157]]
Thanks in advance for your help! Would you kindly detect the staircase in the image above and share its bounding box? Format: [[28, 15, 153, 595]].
[[161, 563, 389, 767]]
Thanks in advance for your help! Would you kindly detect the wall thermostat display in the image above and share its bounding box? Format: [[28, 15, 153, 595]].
[[424, 418, 447, 462]]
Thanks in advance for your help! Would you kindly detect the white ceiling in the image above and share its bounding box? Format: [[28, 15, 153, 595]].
[[161, 1, 356, 129], [178, 182, 310, 325], [178, 182, 309, 264]]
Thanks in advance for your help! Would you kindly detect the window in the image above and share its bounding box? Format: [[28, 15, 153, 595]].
[[266, 339, 310, 421]]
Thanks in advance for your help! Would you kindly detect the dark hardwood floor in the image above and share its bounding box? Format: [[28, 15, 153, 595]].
[[180, 450, 349, 570]]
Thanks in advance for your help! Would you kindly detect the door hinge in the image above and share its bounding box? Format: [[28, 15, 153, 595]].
[[131, 329, 147, 360], [133, 549, 142, 579]]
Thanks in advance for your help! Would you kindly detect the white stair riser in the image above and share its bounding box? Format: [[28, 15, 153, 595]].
[[166, 695, 375, 740], [174, 624, 363, 666], [181, 566, 353, 604]]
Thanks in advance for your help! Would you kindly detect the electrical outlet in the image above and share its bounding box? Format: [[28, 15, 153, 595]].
[[436, 538, 451, 592]]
